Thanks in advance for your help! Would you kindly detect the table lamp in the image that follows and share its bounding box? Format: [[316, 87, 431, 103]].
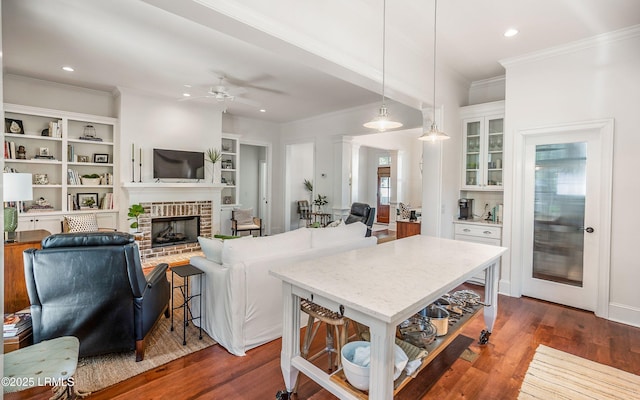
[[4, 173, 33, 241]]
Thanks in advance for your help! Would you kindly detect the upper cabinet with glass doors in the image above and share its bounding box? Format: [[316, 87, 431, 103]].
[[460, 101, 505, 191]]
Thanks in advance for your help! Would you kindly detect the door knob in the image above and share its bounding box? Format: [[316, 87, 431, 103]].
[[584, 227, 594, 233]]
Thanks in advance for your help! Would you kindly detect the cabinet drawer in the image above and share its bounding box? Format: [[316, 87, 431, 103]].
[[454, 224, 501, 240]]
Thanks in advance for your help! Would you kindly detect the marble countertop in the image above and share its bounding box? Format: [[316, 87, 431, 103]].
[[453, 218, 502, 227], [270, 235, 506, 324]]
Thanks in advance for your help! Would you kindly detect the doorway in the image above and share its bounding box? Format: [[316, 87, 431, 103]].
[[377, 166, 390, 223], [519, 120, 613, 313], [239, 142, 270, 234]]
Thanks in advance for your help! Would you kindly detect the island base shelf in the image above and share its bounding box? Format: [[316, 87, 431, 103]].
[[329, 304, 483, 399]]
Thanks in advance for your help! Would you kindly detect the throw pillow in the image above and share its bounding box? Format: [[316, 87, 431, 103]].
[[64, 214, 99, 232], [234, 208, 254, 225], [326, 219, 344, 228], [198, 236, 224, 264], [399, 202, 412, 220]]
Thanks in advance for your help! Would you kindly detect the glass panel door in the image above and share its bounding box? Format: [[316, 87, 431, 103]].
[[533, 142, 586, 286], [465, 121, 481, 186], [486, 118, 503, 187]]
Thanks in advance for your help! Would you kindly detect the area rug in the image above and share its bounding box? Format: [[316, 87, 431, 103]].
[[519, 344, 640, 400], [74, 276, 216, 393]]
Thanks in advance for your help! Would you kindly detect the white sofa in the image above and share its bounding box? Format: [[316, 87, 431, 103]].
[[189, 221, 377, 356]]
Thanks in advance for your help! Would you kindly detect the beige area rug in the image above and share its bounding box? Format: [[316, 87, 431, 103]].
[[519, 344, 640, 400], [74, 276, 216, 393]]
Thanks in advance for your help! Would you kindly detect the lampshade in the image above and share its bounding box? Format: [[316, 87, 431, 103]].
[[419, 0, 449, 142], [363, 105, 403, 131], [3, 173, 34, 202], [363, 0, 403, 132], [4, 173, 33, 235], [419, 122, 450, 142]]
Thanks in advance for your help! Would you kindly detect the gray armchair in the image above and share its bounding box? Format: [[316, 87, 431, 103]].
[[23, 232, 170, 361]]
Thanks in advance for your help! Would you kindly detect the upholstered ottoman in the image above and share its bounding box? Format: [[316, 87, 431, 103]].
[[3, 336, 80, 398]]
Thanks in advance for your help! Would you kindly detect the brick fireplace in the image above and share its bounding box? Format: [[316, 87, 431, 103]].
[[137, 200, 212, 261]]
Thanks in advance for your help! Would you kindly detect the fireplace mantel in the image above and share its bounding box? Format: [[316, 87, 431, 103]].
[[122, 182, 225, 203]]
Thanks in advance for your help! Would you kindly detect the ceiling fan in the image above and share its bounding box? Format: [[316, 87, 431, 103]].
[[180, 76, 260, 107]]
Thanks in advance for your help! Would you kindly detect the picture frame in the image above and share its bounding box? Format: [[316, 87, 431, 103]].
[[34, 174, 49, 185], [77, 193, 99, 209], [39, 147, 50, 156], [93, 153, 109, 163], [77, 155, 90, 163], [5, 118, 24, 134]]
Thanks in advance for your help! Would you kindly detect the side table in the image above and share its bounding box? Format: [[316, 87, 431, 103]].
[[4, 229, 51, 313], [3, 325, 33, 354], [170, 264, 204, 345], [396, 219, 421, 239]]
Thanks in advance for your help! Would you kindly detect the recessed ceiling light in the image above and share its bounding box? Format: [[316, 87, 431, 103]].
[[183, 84, 192, 88], [504, 28, 519, 38], [259, 109, 266, 113], [62, 66, 74, 72], [183, 93, 191, 97]]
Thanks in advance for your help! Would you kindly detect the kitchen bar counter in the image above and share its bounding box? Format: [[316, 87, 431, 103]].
[[271, 235, 507, 399]]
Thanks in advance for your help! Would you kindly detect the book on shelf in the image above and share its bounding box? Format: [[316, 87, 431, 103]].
[[79, 136, 103, 142], [5, 141, 16, 159], [47, 120, 63, 138], [100, 192, 114, 209], [67, 168, 81, 185]]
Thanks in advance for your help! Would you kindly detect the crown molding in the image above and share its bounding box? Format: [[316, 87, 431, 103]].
[[470, 75, 506, 89], [500, 24, 640, 68]]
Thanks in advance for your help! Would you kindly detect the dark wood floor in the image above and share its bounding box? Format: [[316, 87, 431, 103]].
[[8, 233, 640, 399]]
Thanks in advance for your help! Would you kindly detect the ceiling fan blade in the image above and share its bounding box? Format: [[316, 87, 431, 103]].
[[232, 96, 261, 108], [226, 86, 248, 96], [178, 94, 214, 102]]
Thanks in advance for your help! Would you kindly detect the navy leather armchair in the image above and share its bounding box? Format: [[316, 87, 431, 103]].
[[23, 232, 170, 361], [344, 202, 376, 237]]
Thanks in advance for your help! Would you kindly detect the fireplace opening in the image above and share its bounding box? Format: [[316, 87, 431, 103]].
[[151, 216, 200, 248]]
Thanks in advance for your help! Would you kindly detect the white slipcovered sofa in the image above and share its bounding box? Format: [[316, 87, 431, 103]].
[[189, 221, 377, 356]]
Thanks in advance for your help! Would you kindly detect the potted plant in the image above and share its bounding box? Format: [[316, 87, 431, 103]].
[[205, 148, 222, 183], [128, 203, 145, 232], [313, 194, 328, 213], [81, 173, 101, 185]]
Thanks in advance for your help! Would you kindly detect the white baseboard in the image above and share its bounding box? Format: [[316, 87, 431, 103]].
[[607, 302, 640, 328], [498, 279, 511, 297]]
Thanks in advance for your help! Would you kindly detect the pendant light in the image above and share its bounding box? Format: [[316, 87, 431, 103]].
[[364, 0, 403, 132], [419, 0, 449, 141]]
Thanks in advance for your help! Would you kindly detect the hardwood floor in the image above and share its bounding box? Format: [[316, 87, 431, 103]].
[[8, 290, 640, 400]]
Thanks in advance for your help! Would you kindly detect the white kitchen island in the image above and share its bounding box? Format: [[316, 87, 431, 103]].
[[270, 235, 507, 400]]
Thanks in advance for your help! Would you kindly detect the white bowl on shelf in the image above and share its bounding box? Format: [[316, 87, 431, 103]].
[[340, 341, 408, 391], [81, 177, 101, 185]]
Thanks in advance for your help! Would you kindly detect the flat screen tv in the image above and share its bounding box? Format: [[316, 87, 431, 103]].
[[153, 148, 205, 180]]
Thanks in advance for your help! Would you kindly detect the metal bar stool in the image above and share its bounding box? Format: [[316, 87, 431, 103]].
[[300, 299, 349, 371]]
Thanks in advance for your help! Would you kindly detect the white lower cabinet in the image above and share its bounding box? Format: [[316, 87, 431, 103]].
[[454, 221, 502, 285], [18, 214, 63, 234]]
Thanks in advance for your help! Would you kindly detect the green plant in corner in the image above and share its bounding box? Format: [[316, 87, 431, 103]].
[[206, 148, 222, 164], [128, 203, 145, 231]]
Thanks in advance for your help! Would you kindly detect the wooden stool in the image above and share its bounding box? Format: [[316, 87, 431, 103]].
[[300, 299, 349, 371]]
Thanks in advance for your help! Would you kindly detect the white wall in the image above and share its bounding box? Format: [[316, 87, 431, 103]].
[[239, 144, 264, 215], [285, 142, 314, 231], [422, 68, 469, 238], [117, 88, 223, 229], [502, 27, 640, 327], [4, 75, 115, 117], [222, 114, 281, 232]]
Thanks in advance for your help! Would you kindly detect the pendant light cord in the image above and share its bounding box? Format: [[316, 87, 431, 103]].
[[432, 0, 437, 122], [381, 0, 387, 106]]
